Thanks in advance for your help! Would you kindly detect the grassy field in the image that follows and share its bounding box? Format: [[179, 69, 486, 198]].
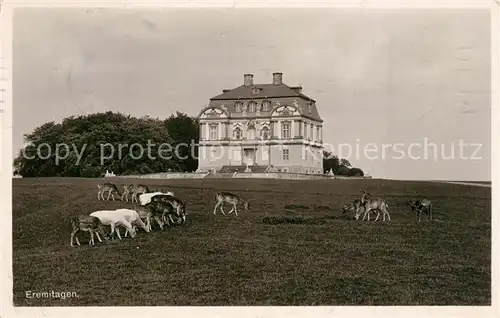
[[12, 177, 491, 306]]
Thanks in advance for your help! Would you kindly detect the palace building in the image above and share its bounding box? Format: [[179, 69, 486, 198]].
[[197, 72, 324, 174]]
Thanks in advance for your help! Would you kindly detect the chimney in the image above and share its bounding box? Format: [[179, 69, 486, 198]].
[[272, 72, 283, 85], [244, 74, 254, 86]]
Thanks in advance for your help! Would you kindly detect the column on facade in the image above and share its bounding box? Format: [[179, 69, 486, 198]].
[[295, 120, 301, 138], [216, 122, 220, 140], [199, 123, 205, 140]]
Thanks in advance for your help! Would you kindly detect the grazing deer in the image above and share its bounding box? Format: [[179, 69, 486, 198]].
[[121, 184, 134, 202], [70, 215, 109, 247], [112, 208, 150, 238], [90, 210, 138, 240], [132, 205, 154, 232], [342, 199, 361, 215], [408, 199, 433, 222], [144, 201, 172, 230], [213, 192, 250, 216], [358, 190, 391, 222], [150, 195, 187, 224], [138, 191, 174, 206], [342, 199, 378, 220], [97, 183, 120, 201], [131, 184, 150, 203]]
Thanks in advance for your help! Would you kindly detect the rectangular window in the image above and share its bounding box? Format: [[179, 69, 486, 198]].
[[232, 149, 241, 161], [209, 148, 217, 161], [209, 124, 218, 140], [303, 122, 308, 139], [282, 149, 289, 160], [261, 148, 269, 161], [281, 121, 291, 139], [316, 126, 320, 141], [310, 124, 314, 140]]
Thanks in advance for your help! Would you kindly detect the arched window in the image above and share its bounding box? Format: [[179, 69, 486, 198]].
[[260, 127, 270, 140], [233, 127, 242, 140]]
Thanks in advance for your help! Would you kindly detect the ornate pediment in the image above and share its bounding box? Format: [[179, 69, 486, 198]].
[[205, 109, 221, 117], [246, 119, 256, 130], [272, 105, 300, 117], [200, 107, 227, 119]]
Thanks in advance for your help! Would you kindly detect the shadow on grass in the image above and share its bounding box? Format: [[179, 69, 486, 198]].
[[262, 214, 350, 225], [284, 204, 310, 210]]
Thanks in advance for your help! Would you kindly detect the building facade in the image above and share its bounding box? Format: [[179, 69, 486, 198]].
[[197, 73, 324, 174]]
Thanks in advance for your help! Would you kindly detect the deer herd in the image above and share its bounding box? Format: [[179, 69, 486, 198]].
[[342, 190, 433, 222], [71, 182, 433, 247], [70, 182, 250, 247]]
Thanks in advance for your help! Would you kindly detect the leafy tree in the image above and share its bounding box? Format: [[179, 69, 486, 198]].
[[348, 167, 364, 177], [322, 150, 364, 177], [13, 111, 178, 177], [164, 112, 199, 172]]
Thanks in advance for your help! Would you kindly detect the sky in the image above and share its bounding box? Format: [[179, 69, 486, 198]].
[[12, 8, 491, 181]]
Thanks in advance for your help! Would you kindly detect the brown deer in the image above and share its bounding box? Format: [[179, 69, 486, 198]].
[[408, 199, 433, 222], [97, 183, 121, 201], [357, 190, 391, 222], [150, 195, 187, 224], [342, 199, 361, 216], [131, 184, 150, 203], [121, 184, 134, 202], [70, 215, 109, 247], [213, 192, 250, 216]]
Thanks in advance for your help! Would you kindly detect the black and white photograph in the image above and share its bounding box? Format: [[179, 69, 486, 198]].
[[0, 1, 498, 316]]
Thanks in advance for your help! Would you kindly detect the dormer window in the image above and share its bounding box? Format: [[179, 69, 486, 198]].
[[252, 87, 261, 95], [307, 102, 312, 114], [262, 100, 271, 112], [248, 101, 256, 113], [235, 101, 242, 113]]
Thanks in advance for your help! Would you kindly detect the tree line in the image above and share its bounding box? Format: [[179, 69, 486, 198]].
[[13, 111, 364, 177]]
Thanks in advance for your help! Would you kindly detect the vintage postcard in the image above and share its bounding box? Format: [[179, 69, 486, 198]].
[[0, 1, 498, 317]]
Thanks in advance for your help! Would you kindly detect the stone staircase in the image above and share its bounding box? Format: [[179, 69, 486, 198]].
[[219, 165, 269, 173]]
